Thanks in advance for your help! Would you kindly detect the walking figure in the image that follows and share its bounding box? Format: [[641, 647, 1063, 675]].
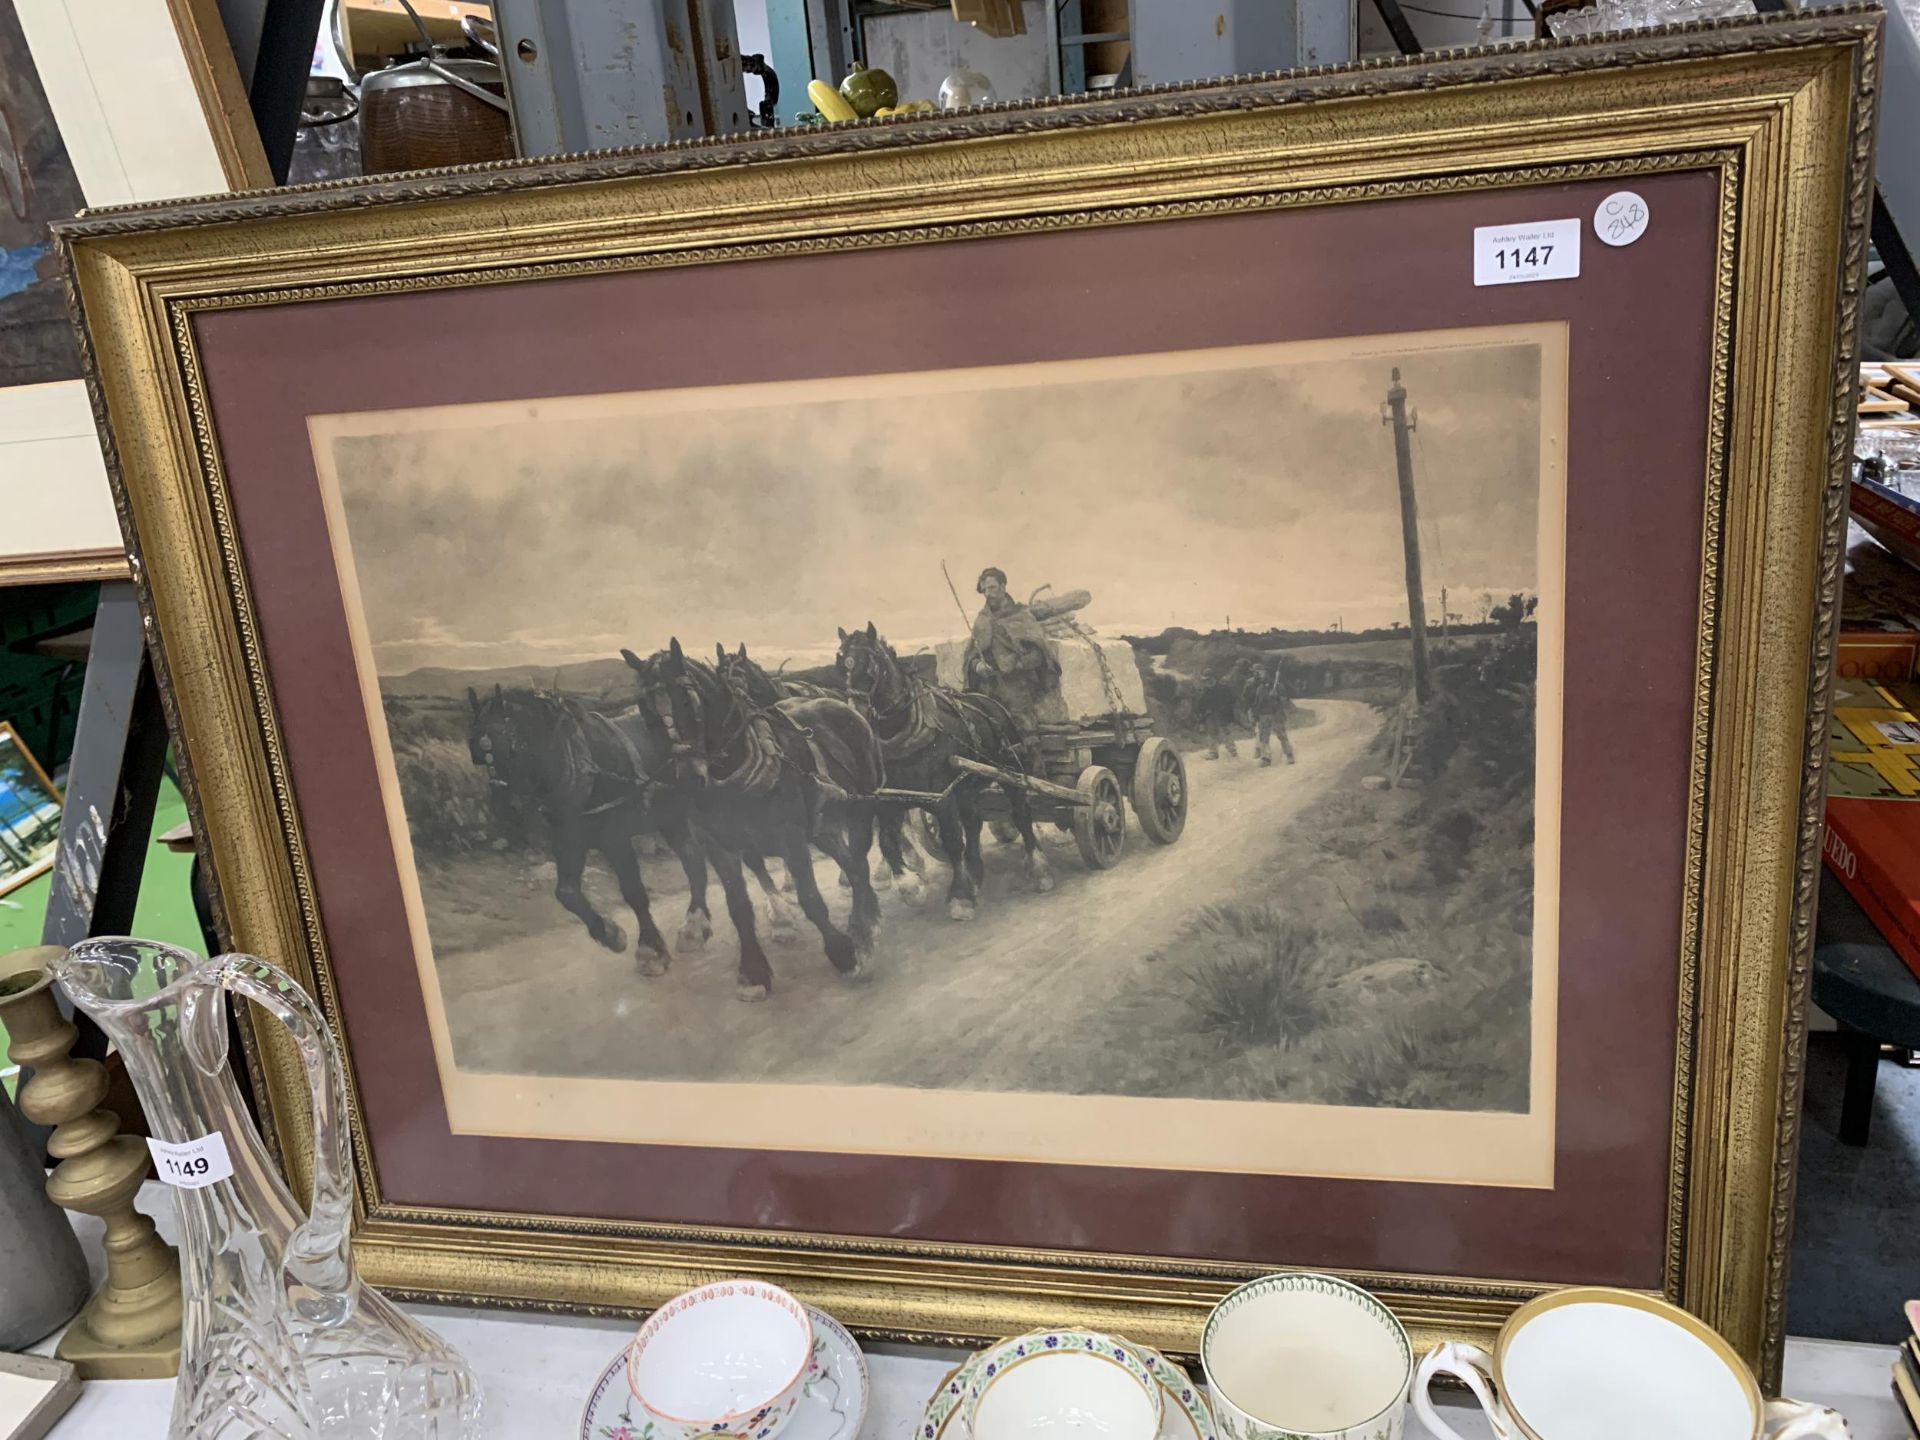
[[1244, 660, 1295, 767], [1197, 662, 1243, 761]]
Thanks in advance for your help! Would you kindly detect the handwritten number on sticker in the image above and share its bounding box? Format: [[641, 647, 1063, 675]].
[[1594, 191, 1650, 248]]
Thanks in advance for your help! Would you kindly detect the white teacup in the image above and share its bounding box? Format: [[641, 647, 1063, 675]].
[[626, 1280, 814, 1440], [1204, 1273, 1415, 1440], [965, 1330, 1163, 1440], [1412, 1288, 1850, 1440]]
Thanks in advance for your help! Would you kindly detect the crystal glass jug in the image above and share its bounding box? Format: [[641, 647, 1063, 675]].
[[55, 939, 482, 1439]]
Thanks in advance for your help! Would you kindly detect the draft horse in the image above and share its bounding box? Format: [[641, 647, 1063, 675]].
[[835, 622, 1053, 922], [466, 685, 791, 970], [622, 641, 886, 1000], [713, 642, 838, 703], [714, 642, 929, 905]]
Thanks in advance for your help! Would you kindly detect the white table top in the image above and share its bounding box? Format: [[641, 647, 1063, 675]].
[[34, 1195, 1915, 1439]]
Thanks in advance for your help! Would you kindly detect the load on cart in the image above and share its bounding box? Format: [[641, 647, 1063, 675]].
[[930, 566, 1189, 871]]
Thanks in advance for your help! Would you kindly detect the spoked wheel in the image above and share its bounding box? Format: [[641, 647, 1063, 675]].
[[914, 808, 943, 853], [1071, 765, 1127, 870], [1130, 736, 1188, 845]]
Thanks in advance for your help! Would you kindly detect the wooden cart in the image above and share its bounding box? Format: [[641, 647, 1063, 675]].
[[947, 710, 1188, 870]]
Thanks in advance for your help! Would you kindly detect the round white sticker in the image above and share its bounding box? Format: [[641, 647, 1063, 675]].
[[1594, 191, 1650, 247]]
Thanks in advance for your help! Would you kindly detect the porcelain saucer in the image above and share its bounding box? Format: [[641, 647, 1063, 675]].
[[918, 1337, 1215, 1440], [584, 1304, 869, 1440]]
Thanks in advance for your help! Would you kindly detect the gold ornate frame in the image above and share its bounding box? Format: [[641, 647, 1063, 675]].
[[60, 9, 1878, 1383]]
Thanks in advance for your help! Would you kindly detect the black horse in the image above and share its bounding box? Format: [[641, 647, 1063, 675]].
[[622, 641, 886, 1000], [466, 685, 790, 971], [713, 642, 838, 702], [835, 622, 1053, 922], [714, 642, 930, 906]]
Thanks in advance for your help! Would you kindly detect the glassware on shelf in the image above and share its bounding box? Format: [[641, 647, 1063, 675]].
[[938, 69, 997, 109], [54, 939, 482, 1440], [1858, 426, 1920, 490], [1548, 0, 1754, 36]]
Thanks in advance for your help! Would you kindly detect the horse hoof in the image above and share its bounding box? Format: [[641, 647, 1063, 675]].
[[769, 918, 799, 943], [598, 922, 627, 954], [636, 955, 670, 979], [870, 866, 893, 891], [897, 873, 928, 907], [1032, 871, 1055, 894], [676, 916, 711, 951], [947, 898, 977, 923], [735, 983, 771, 1003]]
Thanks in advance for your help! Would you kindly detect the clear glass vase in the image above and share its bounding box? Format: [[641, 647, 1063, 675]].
[[55, 939, 482, 1439]]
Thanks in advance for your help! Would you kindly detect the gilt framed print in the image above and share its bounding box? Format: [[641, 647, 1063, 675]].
[[63, 10, 1879, 1381]]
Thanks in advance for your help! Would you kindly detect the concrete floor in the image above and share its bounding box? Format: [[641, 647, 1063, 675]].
[[1789, 1033, 1920, 1343]]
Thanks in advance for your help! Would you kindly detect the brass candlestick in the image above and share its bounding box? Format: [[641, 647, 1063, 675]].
[[0, 946, 182, 1379]]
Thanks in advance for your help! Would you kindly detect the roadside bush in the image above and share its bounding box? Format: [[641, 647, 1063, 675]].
[[1176, 906, 1326, 1051], [384, 694, 498, 858], [1329, 1018, 1434, 1109]]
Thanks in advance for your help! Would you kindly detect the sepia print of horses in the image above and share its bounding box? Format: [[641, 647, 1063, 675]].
[[311, 323, 1566, 1186]]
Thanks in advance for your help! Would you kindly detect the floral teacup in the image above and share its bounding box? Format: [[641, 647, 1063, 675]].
[[964, 1329, 1163, 1440], [627, 1280, 814, 1440]]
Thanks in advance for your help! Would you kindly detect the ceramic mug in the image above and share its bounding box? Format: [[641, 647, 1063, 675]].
[[964, 1329, 1163, 1440], [1412, 1288, 1850, 1440], [626, 1279, 814, 1440], [1204, 1273, 1414, 1440]]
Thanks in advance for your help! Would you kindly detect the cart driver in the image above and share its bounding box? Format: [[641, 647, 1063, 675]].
[[964, 566, 1060, 721]]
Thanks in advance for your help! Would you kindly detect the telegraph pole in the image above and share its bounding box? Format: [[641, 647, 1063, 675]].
[[1382, 368, 1434, 703]]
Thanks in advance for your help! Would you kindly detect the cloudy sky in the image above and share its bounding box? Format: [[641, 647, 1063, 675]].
[[320, 332, 1551, 677]]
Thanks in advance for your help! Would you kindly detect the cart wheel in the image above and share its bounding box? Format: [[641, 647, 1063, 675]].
[[1130, 737, 1188, 845], [1071, 765, 1126, 870], [915, 808, 943, 853]]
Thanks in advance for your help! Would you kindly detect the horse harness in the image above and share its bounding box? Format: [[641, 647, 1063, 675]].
[[483, 697, 663, 819], [847, 645, 1023, 771], [577, 710, 664, 815], [656, 663, 850, 806]]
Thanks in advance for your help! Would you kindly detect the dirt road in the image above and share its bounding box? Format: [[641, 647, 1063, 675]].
[[436, 699, 1381, 1093]]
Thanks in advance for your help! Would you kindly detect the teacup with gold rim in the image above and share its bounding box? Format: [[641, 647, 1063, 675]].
[[1412, 1287, 1849, 1440]]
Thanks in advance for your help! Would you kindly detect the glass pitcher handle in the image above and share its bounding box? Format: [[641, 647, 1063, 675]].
[[213, 954, 355, 1311]]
